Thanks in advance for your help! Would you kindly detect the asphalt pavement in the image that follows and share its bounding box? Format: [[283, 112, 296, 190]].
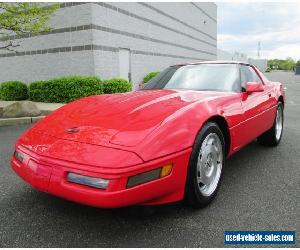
[[0, 71, 299, 247]]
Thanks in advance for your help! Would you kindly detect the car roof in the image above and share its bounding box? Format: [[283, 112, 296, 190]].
[[172, 60, 252, 67]]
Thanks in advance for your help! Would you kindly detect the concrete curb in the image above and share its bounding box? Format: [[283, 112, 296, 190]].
[[0, 116, 45, 127]]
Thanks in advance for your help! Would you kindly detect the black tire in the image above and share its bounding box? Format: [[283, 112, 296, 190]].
[[185, 122, 225, 208], [257, 102, 284, 147]]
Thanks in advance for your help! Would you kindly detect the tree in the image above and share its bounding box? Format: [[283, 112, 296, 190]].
[[267, 58, 296, 71], [0, 3, 59, 50], [281, 57, 295, 71]]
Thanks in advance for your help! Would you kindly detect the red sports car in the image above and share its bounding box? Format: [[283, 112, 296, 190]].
[[12, 61, 285, 208]]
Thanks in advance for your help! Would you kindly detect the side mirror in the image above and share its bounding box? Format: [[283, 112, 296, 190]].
[[246, 82, 264, 93]]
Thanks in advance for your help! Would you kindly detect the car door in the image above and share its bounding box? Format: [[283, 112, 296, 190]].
[[239, 65, 275, 146]]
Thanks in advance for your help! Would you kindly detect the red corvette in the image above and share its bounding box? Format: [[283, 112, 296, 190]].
[[12, 61, 285, 208]]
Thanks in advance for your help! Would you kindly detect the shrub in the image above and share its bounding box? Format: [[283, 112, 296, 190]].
[[28, 80, 47, 102], [0, 81, 28, 101], [29, 76, 102, 103], [143, 71, 160, 83], [103, 78, 132, 94]]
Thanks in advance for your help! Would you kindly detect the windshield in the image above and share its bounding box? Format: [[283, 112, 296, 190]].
[[143, 64, 240, 92]]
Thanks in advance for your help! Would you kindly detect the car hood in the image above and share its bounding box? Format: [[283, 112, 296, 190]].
[[31, 89, 228, 147]]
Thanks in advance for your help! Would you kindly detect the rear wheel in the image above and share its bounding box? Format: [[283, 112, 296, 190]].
[[257, 102, 283, 146], [185, 122, 225, 208]]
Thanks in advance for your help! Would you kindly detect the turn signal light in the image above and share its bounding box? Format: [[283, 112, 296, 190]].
[[14, 150, 24, 163], [160, 164, 173, 178], [127, 164, 173, 188]]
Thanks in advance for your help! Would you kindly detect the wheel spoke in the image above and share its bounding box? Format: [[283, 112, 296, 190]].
[[196, 132, 223, 197], [275, 105, 283, 140], [199, 170, 210, 186]]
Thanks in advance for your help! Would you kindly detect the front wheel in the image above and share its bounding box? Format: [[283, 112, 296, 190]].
[[257, 102, 284, 147], [185, 122, 225, 208]]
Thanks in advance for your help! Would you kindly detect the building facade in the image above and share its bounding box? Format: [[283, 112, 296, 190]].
[[217, 49, 248, 63], [217, 49, 268, 72], [0, 2, 217, 89]]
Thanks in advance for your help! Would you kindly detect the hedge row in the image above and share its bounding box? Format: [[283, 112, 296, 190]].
[[103, 78, 132, 94], [29, 76, 103, 103], [0, 81, 28, 101], [0, 71, 161, 103], [0, 76, 133, 103]]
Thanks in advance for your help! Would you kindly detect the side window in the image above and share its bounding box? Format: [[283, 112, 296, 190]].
[[240, 65, 261, 89]]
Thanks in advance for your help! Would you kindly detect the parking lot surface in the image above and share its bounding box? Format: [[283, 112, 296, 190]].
[[0, 71, 299, 247]]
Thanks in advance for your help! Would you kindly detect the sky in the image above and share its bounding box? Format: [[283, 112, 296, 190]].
[[217, 2, 300, 60]]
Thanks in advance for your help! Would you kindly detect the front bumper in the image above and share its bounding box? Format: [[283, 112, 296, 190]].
[[11, 146, 191, 208]]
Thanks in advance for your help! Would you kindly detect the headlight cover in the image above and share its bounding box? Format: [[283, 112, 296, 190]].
[[67, 173, 109, 189]]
